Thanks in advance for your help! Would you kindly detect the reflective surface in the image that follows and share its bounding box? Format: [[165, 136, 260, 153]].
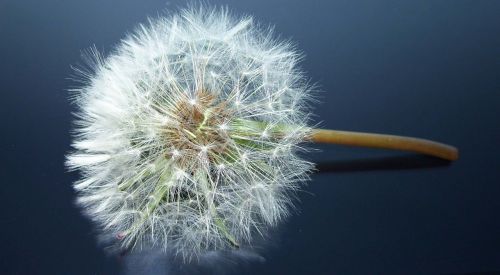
[[1, 0, 499, 274]]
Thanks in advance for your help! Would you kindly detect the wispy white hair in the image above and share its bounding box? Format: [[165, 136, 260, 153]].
[[67, 6, 314, 260]]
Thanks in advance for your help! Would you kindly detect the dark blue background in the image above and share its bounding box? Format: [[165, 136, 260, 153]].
[[1, 0, 499, 274]]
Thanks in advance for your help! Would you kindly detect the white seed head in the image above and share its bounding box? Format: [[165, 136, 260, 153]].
[[66, 6, 314, 260]]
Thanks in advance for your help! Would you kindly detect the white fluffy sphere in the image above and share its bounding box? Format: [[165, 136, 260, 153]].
[[67, 6, 313, 259]]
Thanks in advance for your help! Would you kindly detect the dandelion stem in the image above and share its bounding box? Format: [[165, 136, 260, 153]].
[[309, 129, 459, 161], [231, 118, 458, 161]]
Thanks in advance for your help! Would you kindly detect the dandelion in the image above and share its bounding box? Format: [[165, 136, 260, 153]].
[[67, 7, 313, 259], [66, 6, 458, 261]]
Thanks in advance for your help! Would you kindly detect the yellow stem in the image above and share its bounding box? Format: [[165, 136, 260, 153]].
[[309, 129, 459, 161]]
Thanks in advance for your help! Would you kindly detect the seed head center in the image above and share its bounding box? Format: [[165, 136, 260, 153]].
[[163, 90, 232, 166]]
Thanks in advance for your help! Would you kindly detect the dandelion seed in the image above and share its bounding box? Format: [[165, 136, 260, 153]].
[[171, 149, 180, 157], [219, 123, 228, 131]]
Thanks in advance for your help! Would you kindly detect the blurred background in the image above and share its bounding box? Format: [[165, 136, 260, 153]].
[[1, 0, 499, 274]]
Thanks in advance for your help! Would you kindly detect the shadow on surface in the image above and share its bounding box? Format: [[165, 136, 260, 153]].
[[315, 155, 453, 173]]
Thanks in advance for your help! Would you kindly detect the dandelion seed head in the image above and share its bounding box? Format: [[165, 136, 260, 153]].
[[66, 6, 314, 260]]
